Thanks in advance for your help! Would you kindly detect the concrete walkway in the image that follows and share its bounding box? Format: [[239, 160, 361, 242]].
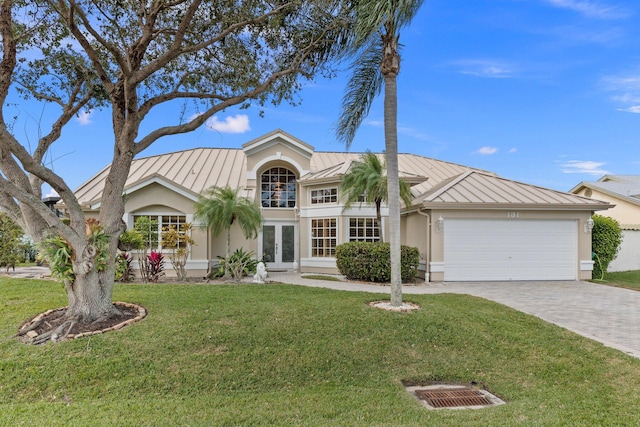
[[269, 272, 640, 360]]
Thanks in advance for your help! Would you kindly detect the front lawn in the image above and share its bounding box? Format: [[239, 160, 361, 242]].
[[598, 270, 640, 291], [2, 278, 640, 426]]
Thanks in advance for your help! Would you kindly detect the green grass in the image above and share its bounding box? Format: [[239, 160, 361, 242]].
[[2, 278, 640, 426], [598, 270, 640, 291]]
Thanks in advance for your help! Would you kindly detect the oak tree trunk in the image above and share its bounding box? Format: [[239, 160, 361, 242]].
[[64, 247, 120, 323]]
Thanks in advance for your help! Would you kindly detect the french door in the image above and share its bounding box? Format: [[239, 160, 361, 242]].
[[261, 222, 296, 270]]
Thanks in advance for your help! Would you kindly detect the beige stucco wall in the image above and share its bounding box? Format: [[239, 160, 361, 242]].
[[298, 181, 389, 274], [125, 183, 197, 214], [426, 209, 594, 282], [575, 188, 639, 226], [123, 183, 211, 277], [403, 211, 431, 279], [245, 139, 311, 185]]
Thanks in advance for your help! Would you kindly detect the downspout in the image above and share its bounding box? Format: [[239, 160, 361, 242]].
[[417, 208, 431, 282]]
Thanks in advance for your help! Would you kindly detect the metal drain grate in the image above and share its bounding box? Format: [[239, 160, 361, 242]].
[[416, 388, 494, 408], [406, 384, 505, 410]]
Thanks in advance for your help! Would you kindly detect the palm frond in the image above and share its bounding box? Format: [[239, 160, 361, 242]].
[[336, 41, 383, 146], [194, 186, 262, 238]]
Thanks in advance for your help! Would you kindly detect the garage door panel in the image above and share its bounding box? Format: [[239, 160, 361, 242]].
[[444, 219, 577, 281]]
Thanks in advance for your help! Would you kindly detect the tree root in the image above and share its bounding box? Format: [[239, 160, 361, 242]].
[[16, 302, 146, 345], [14, 318, 42, 337], [31, 318, 77, 345]]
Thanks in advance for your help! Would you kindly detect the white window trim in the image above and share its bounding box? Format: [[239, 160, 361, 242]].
[[348, 217, 381, 242], [310, 187, 338, 205], [127, 212, 192, 255], [309, 217, 338, 258]]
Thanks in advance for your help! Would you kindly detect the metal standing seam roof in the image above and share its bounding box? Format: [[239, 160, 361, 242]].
[[299, 158, 429, 186], [74, 143, 610, 211], [418, 170, 612, 209], [75, 148, 248, 207]]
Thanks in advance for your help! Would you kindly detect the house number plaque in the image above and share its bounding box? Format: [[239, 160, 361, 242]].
[[507, 211, 519, 218]]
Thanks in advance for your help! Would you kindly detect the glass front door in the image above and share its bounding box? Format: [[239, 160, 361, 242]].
[[261, 223, 296, 269]]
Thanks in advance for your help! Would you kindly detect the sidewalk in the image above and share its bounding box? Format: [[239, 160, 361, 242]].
[[0, 265, 51, 279]]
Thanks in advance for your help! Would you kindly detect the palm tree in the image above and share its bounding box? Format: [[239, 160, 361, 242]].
[[194, 186, 263, 278], [336, 0, 424, 306], [341, 151, 412, 242]]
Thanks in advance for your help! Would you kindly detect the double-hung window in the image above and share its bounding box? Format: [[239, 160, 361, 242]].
[[311, 188, 337, 204], [311, 218, 337, 257], [133, 214, 188, 250], [348, 218, 380, 242]]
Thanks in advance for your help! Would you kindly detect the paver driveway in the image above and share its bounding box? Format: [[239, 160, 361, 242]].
[[269, 273, 640, 359], [414, 281, 640, 359]]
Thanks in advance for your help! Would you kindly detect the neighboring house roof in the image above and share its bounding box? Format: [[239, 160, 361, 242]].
[[413, 171, 610, 210], [570, 175, 640, 229], [570, 175, 640, 207], [74, 130, 612, 212]]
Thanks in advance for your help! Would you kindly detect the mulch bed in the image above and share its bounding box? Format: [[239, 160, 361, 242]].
[[18, 302, 146, 344]]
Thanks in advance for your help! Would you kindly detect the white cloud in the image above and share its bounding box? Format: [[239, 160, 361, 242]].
[[560, 160, 610, 175], [601, 72, 640, 112], [543, 0, 629, 19], [205, 114, 251, 134], [604, 75, 640, 91], [618, 105, 640, 113], [76, 110, 93, 126], [509, 147, 518, 153], [477, 146, 498, 155], [454, 59, 515, 79]]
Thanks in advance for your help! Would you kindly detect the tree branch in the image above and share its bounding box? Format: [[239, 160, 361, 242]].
[[0, 127, 84, 225], [134, 64, 303, 154], [0, 0, 17, 108], [50, 0, 117, 93]]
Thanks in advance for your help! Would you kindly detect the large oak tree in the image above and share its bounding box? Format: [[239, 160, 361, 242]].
[[0, 0, 351, 338]]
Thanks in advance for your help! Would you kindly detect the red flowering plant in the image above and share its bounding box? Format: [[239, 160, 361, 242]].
[[146, 250, 165, 283]]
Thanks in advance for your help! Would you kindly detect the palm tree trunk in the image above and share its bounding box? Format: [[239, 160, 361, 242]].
[[381, 24, 402, 307], [384, 74, 402, 306]]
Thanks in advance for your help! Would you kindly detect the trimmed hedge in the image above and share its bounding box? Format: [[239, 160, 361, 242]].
[[335, 241, 419, 283], [592, 214, 623, 279]]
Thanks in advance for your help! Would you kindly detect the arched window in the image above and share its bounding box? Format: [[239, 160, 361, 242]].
[[261, 167, 296, 208]]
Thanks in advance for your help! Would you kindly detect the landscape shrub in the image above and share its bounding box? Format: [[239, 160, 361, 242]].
[[145, 250, 165, 283], [209, 248, 259, 281], [335, 242, 419, 283], [592, 214, 623, 279], [115, 252, 135, 282]]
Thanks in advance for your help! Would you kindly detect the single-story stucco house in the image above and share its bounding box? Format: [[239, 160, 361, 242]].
[[75, 129, 611, 282], [571, 175, 640, 272]]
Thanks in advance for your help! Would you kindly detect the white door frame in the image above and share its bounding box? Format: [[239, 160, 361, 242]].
[[259, 220, 298, 270]]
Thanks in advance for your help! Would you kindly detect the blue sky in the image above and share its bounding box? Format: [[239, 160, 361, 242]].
[[10, 0, 640, 195]]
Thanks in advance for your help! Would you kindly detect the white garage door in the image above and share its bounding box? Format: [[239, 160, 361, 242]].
[[444, 219, 577, 281]]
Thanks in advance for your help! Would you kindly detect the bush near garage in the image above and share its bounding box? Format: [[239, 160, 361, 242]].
[[592, 214, 623, 279], [335, 241, 419, 283]]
